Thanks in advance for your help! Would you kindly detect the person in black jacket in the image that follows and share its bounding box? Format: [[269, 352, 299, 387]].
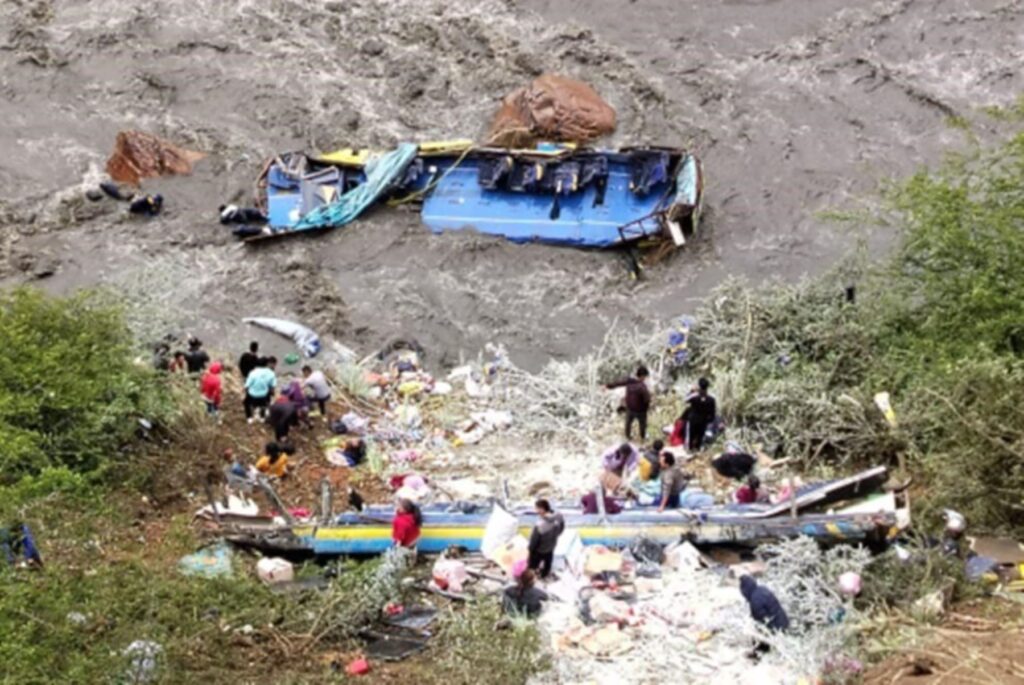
[[183, 337, 210, 374], [502, 569, 549, 618], [681, 377, 716, 450], [740, 575, 789, 656], [606, 366, 652, 441], [267, 395, 298, 441], [527, 499, 565, 579], [238, 341, 259, 380]]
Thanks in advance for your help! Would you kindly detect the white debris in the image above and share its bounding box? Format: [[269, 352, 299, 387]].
[[531, 537, 872, 684], [256, 557, 295, 584], [122, 640, 163, 684]]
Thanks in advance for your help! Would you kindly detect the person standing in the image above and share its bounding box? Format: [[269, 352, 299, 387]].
[[301, 365, 332, 417], [239, 341, 260, 381], [681, 377, 716, 451], [200, 361, 223, 418], [243, 357, 277, 423], [184, 337, 210, 374], [527, 499, 565, 579], [605, 366, 652, 441]]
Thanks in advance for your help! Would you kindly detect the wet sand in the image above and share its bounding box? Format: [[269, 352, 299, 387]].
[[1, 0, 1021, 369]]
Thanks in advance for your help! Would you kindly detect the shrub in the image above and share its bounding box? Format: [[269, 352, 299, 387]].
[[0, 288, 169, 482]]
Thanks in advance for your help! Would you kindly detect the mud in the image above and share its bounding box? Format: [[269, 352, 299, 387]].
[[1, 0, 1022, 369]]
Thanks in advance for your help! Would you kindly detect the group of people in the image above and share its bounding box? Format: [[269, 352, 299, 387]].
[[600, 367, 780, 508], [153, 335, 341, 483], [605, 367, 718, 451], [201, 340, 788, 643], [240, 342, 330, 433], [597, 441, 696, 511]]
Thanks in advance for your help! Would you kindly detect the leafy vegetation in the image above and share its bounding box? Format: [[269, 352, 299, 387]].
[[0, 288, 169, 483], [691, 131, 1024, 534], [430, 601, 549, 685], [857, 537, 980, 612]]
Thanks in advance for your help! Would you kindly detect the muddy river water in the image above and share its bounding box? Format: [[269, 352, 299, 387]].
[[1, 0, 1021, 368]]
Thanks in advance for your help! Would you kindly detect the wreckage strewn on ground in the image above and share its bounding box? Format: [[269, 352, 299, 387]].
[[186, 322, 913, 683], [205, 465, 905, 557]]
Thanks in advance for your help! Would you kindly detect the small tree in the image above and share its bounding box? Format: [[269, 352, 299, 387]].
[[0, 288, 168, 482]]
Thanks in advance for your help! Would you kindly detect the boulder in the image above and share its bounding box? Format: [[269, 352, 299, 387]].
[[488, 73, 616, 147], [105, 130, 205, 185]]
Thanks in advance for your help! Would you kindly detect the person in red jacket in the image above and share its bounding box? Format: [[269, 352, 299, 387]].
[[200, 361, 223, 418], [392, 498, 422, 549]]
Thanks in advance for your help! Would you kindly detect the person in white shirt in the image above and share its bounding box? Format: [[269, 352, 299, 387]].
[[301, 365, 332, 416]]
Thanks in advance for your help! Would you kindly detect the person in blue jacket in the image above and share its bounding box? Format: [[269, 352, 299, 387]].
[[1, 522, 43, 568]]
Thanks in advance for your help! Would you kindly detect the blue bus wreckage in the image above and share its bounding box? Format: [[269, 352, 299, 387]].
[[246, 141, 704, 250], [206, 466, 909, 559]]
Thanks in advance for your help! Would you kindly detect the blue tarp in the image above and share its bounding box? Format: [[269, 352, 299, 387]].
[[292, 143, 418, 231], [178, 542, 233, 578]]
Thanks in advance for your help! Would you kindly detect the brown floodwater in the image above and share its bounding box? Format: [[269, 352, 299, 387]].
[[1, 0, 1021, 369]]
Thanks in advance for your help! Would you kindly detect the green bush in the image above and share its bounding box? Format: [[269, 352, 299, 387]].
[[430, 600, 549, 685], [0, 288, 169, 483], [857, 538, 981, 611]]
